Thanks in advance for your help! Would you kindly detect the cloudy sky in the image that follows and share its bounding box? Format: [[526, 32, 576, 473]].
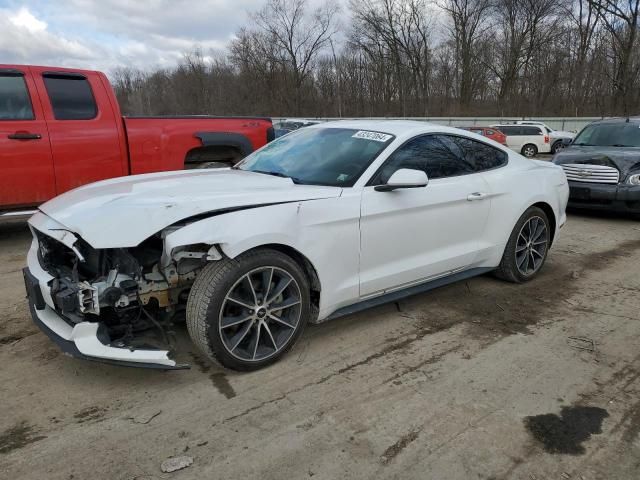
[[0, 0, 270, 73]]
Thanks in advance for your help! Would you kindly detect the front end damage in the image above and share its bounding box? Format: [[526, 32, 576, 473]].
[[24, 212, 216, 369]]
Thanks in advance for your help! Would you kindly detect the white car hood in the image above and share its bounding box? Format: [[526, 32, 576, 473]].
[[39, 169, 342, 248], [550, 130, 576, 139]]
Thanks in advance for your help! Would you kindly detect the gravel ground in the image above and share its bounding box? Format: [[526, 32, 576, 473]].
[[0, 210, 639, 480]]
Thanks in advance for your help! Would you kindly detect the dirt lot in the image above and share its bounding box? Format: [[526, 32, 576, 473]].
[[1, 211, 639, 480]]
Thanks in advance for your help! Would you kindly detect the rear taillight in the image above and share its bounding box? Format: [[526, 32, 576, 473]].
[[544, 135, 549, 143]]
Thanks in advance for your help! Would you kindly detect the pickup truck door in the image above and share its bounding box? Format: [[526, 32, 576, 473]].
[[30, 67, 127, 195], [0, 68, 55, 208]]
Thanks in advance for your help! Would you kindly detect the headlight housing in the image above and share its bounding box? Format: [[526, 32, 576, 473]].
[[628, 173, 640, 185]]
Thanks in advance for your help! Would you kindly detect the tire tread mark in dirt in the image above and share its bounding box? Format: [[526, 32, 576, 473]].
[[384, 345, 463, 384], [0, 421, 46, 454], [73, 406, 107, 424], [610, 399, 640, 445], [380, 429, 421, 465], [220, 337, 462, 425], [421, 238, 640, 340]]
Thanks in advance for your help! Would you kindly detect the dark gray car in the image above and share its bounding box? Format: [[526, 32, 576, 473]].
[[552, 118, 640, 214]]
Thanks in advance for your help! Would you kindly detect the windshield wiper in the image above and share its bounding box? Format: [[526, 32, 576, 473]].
[[573, 142, 594, 146], [609, 144, 635, 147], [251, 170, 304, 184]]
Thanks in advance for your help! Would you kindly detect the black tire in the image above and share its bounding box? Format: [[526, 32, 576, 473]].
[[494, 206, 551, 283], [184, 146, 244, 169], [192, 161, 230, 169], [186, 248, 310, 371], [521, 144, 538, 158]]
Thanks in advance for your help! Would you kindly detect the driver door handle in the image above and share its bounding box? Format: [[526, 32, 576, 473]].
[[467, 192, 489, 201], [8, 132, 42, 140]]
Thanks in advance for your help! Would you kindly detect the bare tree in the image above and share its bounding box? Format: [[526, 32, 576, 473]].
[[565, 0, 602, 114], [589, 0, 640, 115], [350, 0, 433, 115], [440, 0, 493, 113], [111, 1, 640, 118], [251, 0, 340, 115], [491, 0, 562, 114]]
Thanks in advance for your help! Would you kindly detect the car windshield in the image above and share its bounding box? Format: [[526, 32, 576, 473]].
[[235, 127, 395, 187], [573, 122, 640, 147]]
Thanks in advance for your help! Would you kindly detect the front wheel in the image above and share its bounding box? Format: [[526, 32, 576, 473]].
[[521, 144, 538, 158], [186, 249, 310, 371], [495, 207, 551, 283]]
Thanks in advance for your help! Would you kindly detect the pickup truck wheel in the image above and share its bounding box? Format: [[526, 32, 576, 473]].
[[193, 161, 230, 169], [186, 249, 310, 371], [551, 141, 563, 154], [185, 145, 243, 169], [521, 144, 538, 158], [494, 206, 550, 284]]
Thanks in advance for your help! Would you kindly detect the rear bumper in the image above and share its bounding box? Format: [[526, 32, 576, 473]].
[[567, 181, 640, 212], [24, 235, 186, 369]]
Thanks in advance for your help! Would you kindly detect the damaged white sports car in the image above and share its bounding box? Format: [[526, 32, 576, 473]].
[[24, 121, 569, 371]]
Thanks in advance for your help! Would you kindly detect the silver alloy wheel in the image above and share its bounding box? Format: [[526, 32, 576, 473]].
[[523, 145, 537, 157], [515, 216, 548, 276], [219, 266, 302, 362]]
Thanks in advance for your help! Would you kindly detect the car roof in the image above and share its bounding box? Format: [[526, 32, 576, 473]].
[[0, 64, 99, 75]]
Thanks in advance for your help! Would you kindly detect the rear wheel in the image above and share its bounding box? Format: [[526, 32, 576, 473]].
[[495, 207, 551, 283], [186, 249, 310, 371], [184, 146, 244, 169], [521, 144, 538, 158]]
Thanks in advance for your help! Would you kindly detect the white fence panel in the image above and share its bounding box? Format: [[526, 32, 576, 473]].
[[274, 117, 605, 132]]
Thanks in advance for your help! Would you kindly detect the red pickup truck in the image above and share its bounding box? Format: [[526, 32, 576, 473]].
[[0, 65, 274, 217]]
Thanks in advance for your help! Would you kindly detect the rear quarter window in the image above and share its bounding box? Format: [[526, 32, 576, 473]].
[[439, 134, 508, 173], [43, 74, 98, 120], [522, 126, 543, 135], [497, 126, 519, 135]]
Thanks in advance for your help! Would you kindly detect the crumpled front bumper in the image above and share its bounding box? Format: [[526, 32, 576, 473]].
[[24, 215, 187, 370]]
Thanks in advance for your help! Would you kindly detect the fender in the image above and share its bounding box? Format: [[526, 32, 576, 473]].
[[162, 198, 362, 319], [194, 131, 254, 157]]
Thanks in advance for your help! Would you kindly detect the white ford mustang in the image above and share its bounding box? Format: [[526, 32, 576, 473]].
[[24, 120, 569, 370]]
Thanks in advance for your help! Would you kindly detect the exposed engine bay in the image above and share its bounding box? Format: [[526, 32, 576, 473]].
[[35, 227, 220, 354]]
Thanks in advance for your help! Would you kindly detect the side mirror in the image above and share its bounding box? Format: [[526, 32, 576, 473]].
[[375, 168, 429, 192]]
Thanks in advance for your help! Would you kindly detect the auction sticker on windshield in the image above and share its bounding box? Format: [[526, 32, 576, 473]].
[[352, 131, 393, 142]]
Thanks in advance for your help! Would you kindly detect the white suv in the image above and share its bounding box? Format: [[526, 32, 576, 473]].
[[492, 124, 551, 157], [516, 121, 576, 154]]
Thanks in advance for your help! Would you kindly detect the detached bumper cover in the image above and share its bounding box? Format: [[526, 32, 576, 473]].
[[24, 265, 187, 370], [567, 181, 640, 212]]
